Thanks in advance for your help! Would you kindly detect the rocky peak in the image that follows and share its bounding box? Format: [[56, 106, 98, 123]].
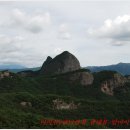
[[46, 56, 52, 62], [40, 51, 81, 75], [18, 51, 94, 86], [60, 51, 70, 55], [41, 56, 52, 70]]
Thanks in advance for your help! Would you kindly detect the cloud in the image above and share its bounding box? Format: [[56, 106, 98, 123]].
[[0, 34, 24, 53], [6, 8, 51, 33], [58, 24, 71, 40], [54, 48, 63, 54], [87, 15, 130, 46], [0, 34, 45, 67]]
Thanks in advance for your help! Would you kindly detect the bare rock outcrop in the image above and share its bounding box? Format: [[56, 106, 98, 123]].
[[39, 51, 94, 86], [17, 51, 94, 86], [53, 99, 80, 110], [69, 71, 94, 86], [40, 51, 80, 75], [101, 73, 127, 95], [41, 56, 52, 70], [20, 101, 32, 107], [0, 70, 12, 79]]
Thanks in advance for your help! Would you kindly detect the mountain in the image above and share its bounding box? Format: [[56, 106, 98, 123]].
[[87, 62, 130, 75], [0, 64, 40, 73], [5, 62, 130, 76], [40, 51, 81, 75], [0, 64, 26, 70], [0, 51, 130, 128], [9, 67, 41, 73], [18, 51, 94, 86]]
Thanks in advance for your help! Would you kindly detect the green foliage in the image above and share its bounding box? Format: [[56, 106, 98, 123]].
[[93, 70, 118, 86], [0, 70, 130, 128]]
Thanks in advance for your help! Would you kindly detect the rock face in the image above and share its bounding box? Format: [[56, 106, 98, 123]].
[[41, 56, 52, 70], [17, 51, 94, 86], [0, 70, 12, 79], [39, 51, 94, 86], [68, 72, 94, 86], [101, 73, 127, 95], [40, 51, 80, 75]]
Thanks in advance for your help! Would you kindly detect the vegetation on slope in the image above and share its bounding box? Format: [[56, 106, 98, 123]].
[[0, 69, 130, 128]]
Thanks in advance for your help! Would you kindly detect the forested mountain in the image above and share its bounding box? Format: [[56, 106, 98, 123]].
[[0, 51, 130, 128]]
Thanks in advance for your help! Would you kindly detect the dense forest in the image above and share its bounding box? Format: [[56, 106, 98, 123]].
[[0, 69, 130, 128]]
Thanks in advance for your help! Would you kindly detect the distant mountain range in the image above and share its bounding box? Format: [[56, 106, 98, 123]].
[[86, 63, 130, 75], [0, 64, 40, 73], [8, 67, 40, 73], [0, 64, 26, 70], [0, 62, 130, 75]]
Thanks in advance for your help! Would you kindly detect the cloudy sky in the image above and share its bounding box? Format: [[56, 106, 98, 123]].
[[0, 0, 130, 67]]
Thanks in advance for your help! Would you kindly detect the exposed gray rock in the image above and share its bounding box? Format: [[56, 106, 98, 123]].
[[20, 101, 32, 107], [0, 70, 12, 79], [101, 73, 127, 95], [41, 56, 52, 70], [53, 99, 80, 110], [69, 72, 94, 86], [40, 51, 80, 75], [39, 51, 94, 86], [17, 51, 93, 86]]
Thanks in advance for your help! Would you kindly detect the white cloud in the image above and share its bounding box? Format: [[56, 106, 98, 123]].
[[0, 34, 46, 67], [1, 1, 130, 67], [0, 34, 24, 52], [58, 24, 71, 40], [87, 14, 130, 46], [4, 8, 51, 33], [54, 48, 63, 54]]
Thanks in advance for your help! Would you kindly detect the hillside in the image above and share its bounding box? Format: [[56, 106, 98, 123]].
[[0, 70, 130, 128], [0, 51, 130, 128]]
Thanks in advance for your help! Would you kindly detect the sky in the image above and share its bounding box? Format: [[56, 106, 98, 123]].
[[0, 0, 130, 67]]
